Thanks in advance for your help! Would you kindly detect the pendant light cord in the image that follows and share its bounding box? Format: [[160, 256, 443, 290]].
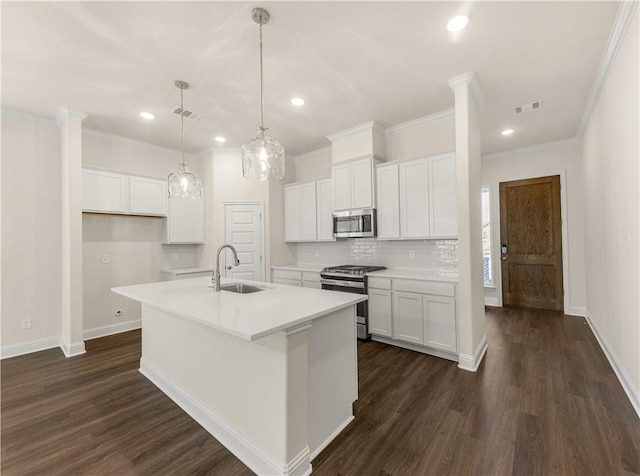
[[180, 87, 186, 167], [259, 22, 265, 133]]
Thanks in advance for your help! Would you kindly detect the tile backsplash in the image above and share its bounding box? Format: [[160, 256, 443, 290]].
[[296, 239, 458, 272], [161, 244, 200, 269]]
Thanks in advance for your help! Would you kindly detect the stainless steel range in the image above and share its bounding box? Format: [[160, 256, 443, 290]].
[[320, 265, 386, 340]]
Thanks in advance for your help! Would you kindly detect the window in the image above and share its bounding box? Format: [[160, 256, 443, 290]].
[[481, 187, 493, 287]]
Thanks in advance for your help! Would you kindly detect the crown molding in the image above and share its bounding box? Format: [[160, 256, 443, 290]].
[[447, 72, 486, 111], [294, 146, 331, 161], [385, 108, 455, 134], [326, 120, 383, 142], [55, 107, 88, 127], [1, 108, 57, 126], [482, 137, 579, 161], [577, 1, 638, 138], [82, 128, 195, 157]]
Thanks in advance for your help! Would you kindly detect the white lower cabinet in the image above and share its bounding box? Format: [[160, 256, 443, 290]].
[[368, 276, 457, 358], [272, 268, 321, 288]]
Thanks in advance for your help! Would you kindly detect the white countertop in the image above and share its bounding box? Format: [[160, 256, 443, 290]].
[[367, 268, 459, 283], [112, 277, 366, 341], [271, 263, 331, 273]]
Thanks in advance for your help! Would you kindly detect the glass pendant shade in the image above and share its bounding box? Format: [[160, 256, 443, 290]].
[[242, 128, 285, 181], [168, 163, 202, 199]]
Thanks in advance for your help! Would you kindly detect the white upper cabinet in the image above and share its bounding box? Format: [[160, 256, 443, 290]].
[[165, 196, 204, 243], [428, 154, 457, 237], [316, 178, 335, 241], [376, 163, 400, 239], [332, 156, 377, 211], [129, 176, 167, 216], [399, 159, 430, 238], [374, 153, 457, 240], [82, 169, 129, 214], [284, 181, 317, 242]]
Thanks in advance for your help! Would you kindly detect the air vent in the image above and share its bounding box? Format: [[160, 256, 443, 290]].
[[514, 100, 542, 115], [170, 106, 202, 121]]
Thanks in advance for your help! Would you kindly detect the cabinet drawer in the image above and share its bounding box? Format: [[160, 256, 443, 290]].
[[302, 271, 320, 283], [272, 269, 302, 281], [392, 279, 455, 297], [368, 277, 391, 290]]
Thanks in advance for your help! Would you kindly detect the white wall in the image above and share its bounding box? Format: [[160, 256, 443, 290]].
[[82, 132, 203, 336], [481, 141, 586, 313], [385, 111, 455, 161], [1, 112, 62, 349], [294, 147, 332, 183], [581, 8, 639, 412]]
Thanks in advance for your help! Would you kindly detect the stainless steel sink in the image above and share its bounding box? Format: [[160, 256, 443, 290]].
[[219, 283, 264, 294]]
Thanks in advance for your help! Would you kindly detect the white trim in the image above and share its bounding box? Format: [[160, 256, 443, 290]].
[[385, 109, 455, 134], [1, 108, 57, 126], [1, 336, 60, 359], [55, 107, 88, 126], [60, 340, 86, 358], [484, 296, 500, 307], [584, 311, 640, 419], [370, 336, 459, 362], [140, 357, 312, 476], [309, 415, 354, 461], [82, 128, 192, 157], [294, 146, 332, 161], [447, 72, 486, 111], [326, 121, 382, 142], [221, 201, 266, 282], [482, 137, 579, 161], [83, 320, 141, 340], [457, 334, 488, 372], [577, 1, 638, 138], [566, 307, 586, 317]]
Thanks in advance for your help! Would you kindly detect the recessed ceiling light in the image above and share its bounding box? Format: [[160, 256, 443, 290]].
[[447, 15, 469, 32], [140, 111, 155, 120], [291, 97, 305, 106], [501, 128, 515, 136], [214, 136, 226, 143]]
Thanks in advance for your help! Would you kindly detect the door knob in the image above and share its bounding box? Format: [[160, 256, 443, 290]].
[[226, 265, 232, 270]]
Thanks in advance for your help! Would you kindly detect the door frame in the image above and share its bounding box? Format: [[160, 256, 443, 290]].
[[491, 169, 570, 312], [221, 201, 266, 282]]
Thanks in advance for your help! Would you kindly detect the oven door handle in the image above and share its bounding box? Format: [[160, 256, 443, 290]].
[[320, 278, 365, 289]]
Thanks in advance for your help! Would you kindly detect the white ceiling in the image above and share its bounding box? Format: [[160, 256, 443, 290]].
[[2, 1, 620, 157]]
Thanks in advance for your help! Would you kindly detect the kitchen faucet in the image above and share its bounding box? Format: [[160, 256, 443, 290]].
[[213, 244, 240, 291]]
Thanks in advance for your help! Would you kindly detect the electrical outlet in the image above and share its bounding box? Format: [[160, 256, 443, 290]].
[[21, 319, 32, 330], [102, 254, 110, 264], [115, 310, 123, 318], [171, 252, 178, 260], [409, 250, 415, 259]]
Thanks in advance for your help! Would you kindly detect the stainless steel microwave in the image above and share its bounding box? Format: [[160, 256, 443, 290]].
[[332, 208, 377, 238]]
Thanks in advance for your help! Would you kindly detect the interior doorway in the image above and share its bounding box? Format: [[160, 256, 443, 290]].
[[499, 175, 564, 311], [221, 202, 265, 282]]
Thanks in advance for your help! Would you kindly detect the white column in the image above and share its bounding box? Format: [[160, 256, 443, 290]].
[[447, 73, 487, 371], [56, 107, 87, 357]]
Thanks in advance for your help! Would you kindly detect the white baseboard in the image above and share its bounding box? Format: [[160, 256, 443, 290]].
[[458, 335, 488, 372], [309, 415, 354, 461], [1, 336, 61, 359], [566, 306, 586, 317], [584, 311, 640, 419], [83, 320, 141, 340], [139, 357, 312, 476], [484, 296, 500, 307], [60, 340, 86, 358]]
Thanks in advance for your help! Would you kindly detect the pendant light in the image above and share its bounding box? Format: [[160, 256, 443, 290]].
[[168, 80, 202, 199], [241, 7, 285, 181]]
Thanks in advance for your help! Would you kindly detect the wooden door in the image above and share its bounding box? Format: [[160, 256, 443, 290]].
[[500, 175, 563, 311]]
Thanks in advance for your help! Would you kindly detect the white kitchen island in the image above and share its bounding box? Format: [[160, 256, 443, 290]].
[[112, 277, 366, 476]]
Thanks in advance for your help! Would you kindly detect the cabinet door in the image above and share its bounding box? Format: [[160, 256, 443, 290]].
[[316, 179, 335, 241], [166, 196, 204, 243], [429, 154, 457, 237], [284, 185, 302, 241], [302, 280, 322, 289], [351, 158, 374, 209], [399, 159, 429, 238], [300, 182, 317, 241], [332, 163, 352, 211], [82, 169, 129, 213], [273, 277, 302, 287], [129, 176, 167, 216], [392, 291, 424, 345], [376, 164, 400, 239], [368, 289, 392, 337], [423, 295, 457, 352]]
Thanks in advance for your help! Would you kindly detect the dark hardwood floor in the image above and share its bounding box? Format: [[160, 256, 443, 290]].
[[2, 307, 639, 475]]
